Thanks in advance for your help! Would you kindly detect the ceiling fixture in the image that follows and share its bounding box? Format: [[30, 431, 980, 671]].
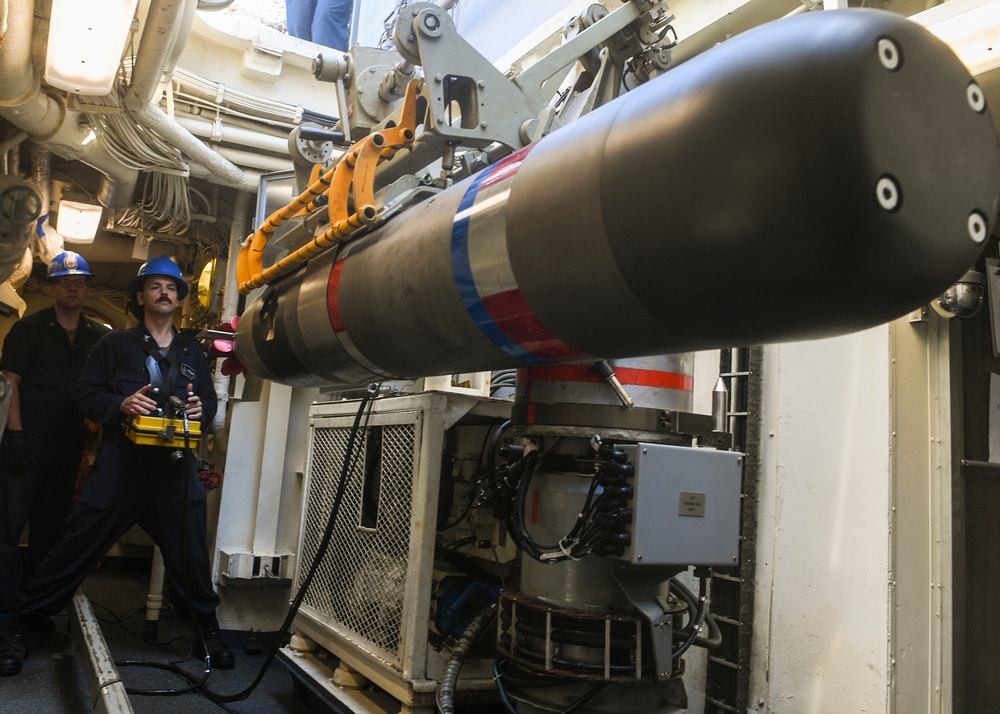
[[44, 0, 139, 95], [57, 201, 104, 244]]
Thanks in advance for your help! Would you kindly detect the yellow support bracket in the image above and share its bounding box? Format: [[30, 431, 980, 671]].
[[237, 80, 419, 294]]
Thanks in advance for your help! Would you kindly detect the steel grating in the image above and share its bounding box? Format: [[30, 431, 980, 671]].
[[299, 423, 417, 660]]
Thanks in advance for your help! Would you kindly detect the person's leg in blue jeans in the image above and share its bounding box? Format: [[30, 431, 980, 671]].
[[311, 0, 352, 51], [286, 0, 319, 42]]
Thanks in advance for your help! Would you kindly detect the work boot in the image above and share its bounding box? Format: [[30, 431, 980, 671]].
[[196, 613, 235, 670], [0, 619, 27, 676]]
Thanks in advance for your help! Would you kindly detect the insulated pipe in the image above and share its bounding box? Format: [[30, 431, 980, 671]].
[[162, 0, 199, 80], [211, 189, 251, 434], [125, 0, 245, 188], [127, 0, 186, 107], [31, 146, 50, 222], [188, 162, 261, 192], [0, 0, 138, 207], [215, 146, 292, 173], [235, 10, 1000, 388], [173, 114, 290, 155]]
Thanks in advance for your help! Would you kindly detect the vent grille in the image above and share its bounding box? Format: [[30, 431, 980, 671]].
[[299, 422, 417, 659]]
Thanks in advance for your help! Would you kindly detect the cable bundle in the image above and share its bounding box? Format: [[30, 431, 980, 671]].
[[506, 446, 634, 564]]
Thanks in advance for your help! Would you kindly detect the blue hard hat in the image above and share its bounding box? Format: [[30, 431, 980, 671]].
[[126, 255, 189, 301], [47, 251, 92, 280]]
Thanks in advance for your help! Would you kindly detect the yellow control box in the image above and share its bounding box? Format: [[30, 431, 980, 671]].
[[125, 415, 201, 448]]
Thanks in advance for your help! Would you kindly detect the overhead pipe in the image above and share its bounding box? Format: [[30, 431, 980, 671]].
[[210, 189, 251, 434], [0, 0, 137, 207], [214, 147, 292, 173], [188, 163, 261, 192], [125, 0, 247, 190], [173, 113, 290, 155]]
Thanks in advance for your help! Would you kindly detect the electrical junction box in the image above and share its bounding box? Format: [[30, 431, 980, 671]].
[[615, 443, 743, 566]]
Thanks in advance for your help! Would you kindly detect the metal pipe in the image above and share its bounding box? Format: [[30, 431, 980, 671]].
[[234, 10, 1000, 389], [127, 0, 186, 107], [143, 546, 166, 639], [0, 131, 26, 156], [188, 162, 260, 192], [173, 114, 290, 154], [125, 0, 245, 188], [129, 102, 245, 186], [215, 147, 292, 173], [0, 0, 34, 106], [162, 0, 198, 80], [30, 146, 50, 220], [210, 190, 251, 433]]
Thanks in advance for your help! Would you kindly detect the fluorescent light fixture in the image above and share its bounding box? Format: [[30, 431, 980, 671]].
[[57, 201, 104, 243], [913, 0, 1000, 75], [44, 0, 139, 95]]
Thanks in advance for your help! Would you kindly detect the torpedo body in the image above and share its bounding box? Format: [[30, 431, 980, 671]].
[[236, 9, 1000, 388]]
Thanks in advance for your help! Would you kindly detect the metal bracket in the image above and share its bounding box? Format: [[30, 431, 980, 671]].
[[611, 563, 679, 681]]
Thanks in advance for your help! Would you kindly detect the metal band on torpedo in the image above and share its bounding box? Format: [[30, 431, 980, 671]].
[[451, 145, 593, 364], [521, 365, 694, 391], [326, 241, 396, 380]]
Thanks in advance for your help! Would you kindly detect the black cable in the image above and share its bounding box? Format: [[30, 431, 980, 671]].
[[437, 602, 498, 714], [88, 601, 147, 625], [509, 455, 627, 562], [672, 574, 709, 661], [493, 658, 610, 714], [493, 658, 519, 714], [197, 382, 382, 704], [119, 398, 212, 696], [670, 577, 721, 649], [441, 420, 512, 530]]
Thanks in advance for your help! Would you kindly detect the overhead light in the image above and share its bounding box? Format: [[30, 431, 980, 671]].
[[44, 0, 139, 95], [57, 201, 104, 243]]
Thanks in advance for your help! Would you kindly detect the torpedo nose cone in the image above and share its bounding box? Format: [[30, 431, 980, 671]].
[[508, 9, 1000, 354]]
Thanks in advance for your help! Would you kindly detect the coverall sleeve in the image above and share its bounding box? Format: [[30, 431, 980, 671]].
[[0, 319, 33, 377], [75, 332, 128, 424], [192, 347, 218, 428]]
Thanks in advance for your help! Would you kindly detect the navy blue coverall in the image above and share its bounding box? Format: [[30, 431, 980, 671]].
[[0, 307, 108, 624], [18, 325, 220, 621]]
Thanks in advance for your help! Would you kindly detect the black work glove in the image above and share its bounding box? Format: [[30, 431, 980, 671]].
[[0, 429, 30, 474]]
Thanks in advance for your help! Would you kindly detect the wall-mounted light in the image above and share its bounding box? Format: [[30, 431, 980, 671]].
[[44, 0, 139, 95], [57, 201, 104, 243]]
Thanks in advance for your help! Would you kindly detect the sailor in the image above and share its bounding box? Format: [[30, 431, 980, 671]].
[[6, 256, 232, 677], [0, 251, 109, 675]]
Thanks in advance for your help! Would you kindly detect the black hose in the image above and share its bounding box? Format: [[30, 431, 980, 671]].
[[436, 602, 498, 714], [119, 399, 212, 696], [670, 577, 721, 649], [494, 659, 610, 714], [672, 574, 710, 660]]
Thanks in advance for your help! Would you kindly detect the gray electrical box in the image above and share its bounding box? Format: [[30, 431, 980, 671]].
[[615, 443, 743, 566]]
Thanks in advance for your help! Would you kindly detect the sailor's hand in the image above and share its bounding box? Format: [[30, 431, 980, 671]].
[[121, 384, 157, 416], [185, 383, 202, 421]]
